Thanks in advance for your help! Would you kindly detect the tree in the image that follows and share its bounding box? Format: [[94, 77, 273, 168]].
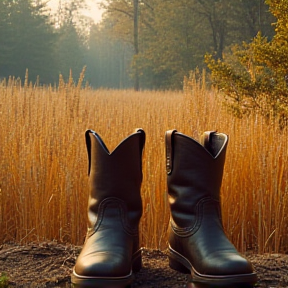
[[192, 0, 274, 60], [0, 1, 13, 78], [205, 0, 288, 124], [238, 0, 275, 39], [85, 23, 133, 88], [136, 0, 206, 89], [0, 0, 57, 83], [99, 0, 275, 89], [101, 0, 209, 89], [193, 0, 231, 60], [52, 0, 89, 80], [101, 0, 141, 90], [55, 24, 86, 80]]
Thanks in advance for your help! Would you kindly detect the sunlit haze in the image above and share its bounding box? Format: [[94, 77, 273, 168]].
[[46, 0, 103, 23]]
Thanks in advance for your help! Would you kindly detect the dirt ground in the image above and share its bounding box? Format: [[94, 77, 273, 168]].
[[0, 242, 288, 288]]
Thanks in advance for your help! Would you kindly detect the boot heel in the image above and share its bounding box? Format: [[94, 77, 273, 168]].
[[169, 257, 190, 274], [168, 251, 191, 274], [132, 250, 142, 273]]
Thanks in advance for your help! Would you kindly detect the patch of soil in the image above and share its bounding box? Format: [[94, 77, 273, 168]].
[[0, 242, 287, 287]]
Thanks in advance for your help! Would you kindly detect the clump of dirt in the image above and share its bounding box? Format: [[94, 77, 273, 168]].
[[0, 242, 287, 287]]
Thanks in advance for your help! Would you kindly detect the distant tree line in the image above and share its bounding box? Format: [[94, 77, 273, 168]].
[[0, 0, 88, 84], [206, 0, 288, 125], [0, 0, 275, 89]]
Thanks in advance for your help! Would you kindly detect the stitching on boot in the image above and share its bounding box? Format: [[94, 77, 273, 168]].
[[88, 197, 139, 238], [171, 197, 220, 237]]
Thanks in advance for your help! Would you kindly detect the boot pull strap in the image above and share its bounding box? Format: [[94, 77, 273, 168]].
[[165, 129, 177, 175], [201, 131, 215, 148], [200, 131, 217, 155]]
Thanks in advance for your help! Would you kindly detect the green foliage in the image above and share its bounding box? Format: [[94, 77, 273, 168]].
[[205, 0, 288, 124], [85, 23, 134, 88], [0, 0, 88, 84], [0, 0, 276, 89], [102, 0, 274, 89], [0, 273, 9, 288], [0, 0, 57, 82]]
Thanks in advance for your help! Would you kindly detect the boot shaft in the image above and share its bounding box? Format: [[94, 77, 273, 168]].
[[85, 129, 145, 228], [166, 130, 228, 228], [166, 131, 257, 284]]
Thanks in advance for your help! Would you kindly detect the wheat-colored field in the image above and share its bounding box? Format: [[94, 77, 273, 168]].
[[0, 72, 287, 254]]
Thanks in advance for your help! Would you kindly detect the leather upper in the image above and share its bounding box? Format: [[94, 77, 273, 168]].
[[166, 131, 255, 276], [74, 129, 145, 278]]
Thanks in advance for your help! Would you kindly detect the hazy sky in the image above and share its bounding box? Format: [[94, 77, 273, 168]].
[[46, 0, 104, 23]]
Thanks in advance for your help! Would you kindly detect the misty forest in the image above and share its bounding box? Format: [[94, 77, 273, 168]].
[[0, 0, 276, 90]]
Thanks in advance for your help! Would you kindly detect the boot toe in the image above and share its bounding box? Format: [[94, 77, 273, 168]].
[[74, 252, 131, 278], [202, 252, 253, 276]]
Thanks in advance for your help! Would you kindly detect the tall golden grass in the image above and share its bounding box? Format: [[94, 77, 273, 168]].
[[0, 71, 288, 254]]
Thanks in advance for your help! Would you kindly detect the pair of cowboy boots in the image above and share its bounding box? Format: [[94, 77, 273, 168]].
[[71, 129, 257, 288]]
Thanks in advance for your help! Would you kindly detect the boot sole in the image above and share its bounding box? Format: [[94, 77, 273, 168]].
[[71, 249, 142, 288], [168, 246, 258, 287]]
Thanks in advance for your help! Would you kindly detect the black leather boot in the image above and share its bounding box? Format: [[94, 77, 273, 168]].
[[165, 130, 257, 287], [71, 129, 145, 288]]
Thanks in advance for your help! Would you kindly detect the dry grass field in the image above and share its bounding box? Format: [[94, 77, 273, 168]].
[[0, 71, 288, 255]]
